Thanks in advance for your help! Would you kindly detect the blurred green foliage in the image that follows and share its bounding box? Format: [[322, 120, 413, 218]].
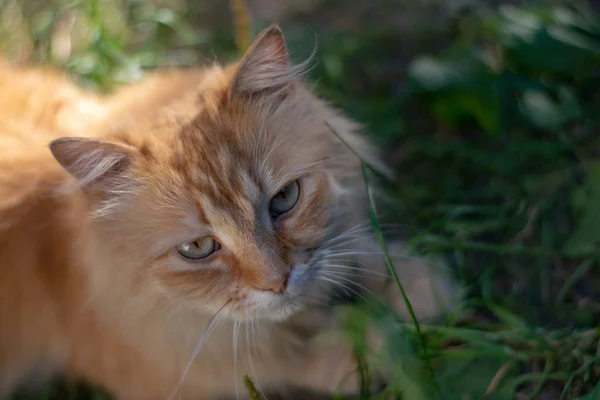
[[0, 0, 238, 90], [313, 2, 600, 399]]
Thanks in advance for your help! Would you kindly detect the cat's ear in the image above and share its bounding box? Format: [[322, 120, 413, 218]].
[[228, 23, 298, 100], [50, 137, 136, 189]]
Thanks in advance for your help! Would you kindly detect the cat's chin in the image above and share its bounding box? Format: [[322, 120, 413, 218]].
[[233, 290, 311, 322], [218, 294, 304, 322], [226, 262, 324, 322], [247, 301, 304, 321]]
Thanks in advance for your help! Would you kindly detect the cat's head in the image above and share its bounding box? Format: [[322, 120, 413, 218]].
[[50, 25, 383, 321]]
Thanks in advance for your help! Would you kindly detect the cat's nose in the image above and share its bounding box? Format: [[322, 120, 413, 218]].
[[256, 272, 290, 294]]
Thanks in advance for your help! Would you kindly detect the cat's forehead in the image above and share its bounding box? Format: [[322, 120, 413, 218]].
[[165, 100, 322, 191], [155, 118, 274, 220], [136, 90, 332, 232], [167, 136, 256, 217]]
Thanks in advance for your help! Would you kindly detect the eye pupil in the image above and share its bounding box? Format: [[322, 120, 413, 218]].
[[269, 180, 300, 218], [177, 237, 220, 260]]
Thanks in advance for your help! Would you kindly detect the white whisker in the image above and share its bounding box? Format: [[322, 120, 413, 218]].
[[322, 236, 369, 250], [324, 226, 405, 244], [320, 225, 375, 247], [233, 320, 241, 400], [322, 221, 375, 240], [320, 220, 411, 249], [320, 272, 378, 299], [169, 302, 229, 400], [324, 264, 390, 278], [245, 318, 267, 400], [326, 251, 442, 269], [316, 276, 370, 304], [325, 251, 388, 257]]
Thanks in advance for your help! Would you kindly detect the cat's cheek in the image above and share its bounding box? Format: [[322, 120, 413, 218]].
[[165, 257, 203, 273], [148, 256, 233, 300], [286, 263, 314, 292], [242, 289, 280, 314], [284, 196, 334, 247], [276, 211, 331, 250]]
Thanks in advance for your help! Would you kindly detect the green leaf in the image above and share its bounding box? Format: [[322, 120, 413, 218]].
[[518, 86, 581, 129], [154, 8, 202, 45], [488, 304, 529, 330], [435, 355, 517, 400], [430, 88, 501, 135], [340, 306, 432, 400], [408, 53, 488, 92], [383, 330, 431, 400], [498, 6, 600, 76], [564, 163, 600, 255], [408, 51, 502, 134], [551, 7, 600, 38], [575, 381, 600, 400]]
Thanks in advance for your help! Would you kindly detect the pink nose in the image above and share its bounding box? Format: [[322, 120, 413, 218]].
[[256, 273, 289, 293]]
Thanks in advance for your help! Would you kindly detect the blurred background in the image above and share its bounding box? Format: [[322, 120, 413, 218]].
[[2, 0, 600, 399]]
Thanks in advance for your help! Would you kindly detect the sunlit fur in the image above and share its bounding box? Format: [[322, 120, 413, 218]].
[[0, 25, 458, 399]]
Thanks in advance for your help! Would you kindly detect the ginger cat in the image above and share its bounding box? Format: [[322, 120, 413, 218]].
[[0, 25, 457, 399]]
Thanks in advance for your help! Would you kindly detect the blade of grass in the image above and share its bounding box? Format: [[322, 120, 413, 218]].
[[526, 355, 554, 400], [556, 258, 596, 303], [500, 371, 571, 395], [361, 163, 439, 396], [559, 358, 600, 400], [243, 375, 260, 400], [230, 0, 252, 56], [356, 344, 372, 400], [484, 360, 515, 397], [326, 121, 438, 395], [415, 235, 591, 258], [325, 122, 393, 183]]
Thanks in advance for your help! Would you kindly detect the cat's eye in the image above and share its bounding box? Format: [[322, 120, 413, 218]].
[[269, 180, 300, 217], [177, 237, 221, 260]]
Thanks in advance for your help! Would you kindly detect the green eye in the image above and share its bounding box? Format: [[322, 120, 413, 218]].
[[177, 237, 220, 260], [269, 180, 300, 217]]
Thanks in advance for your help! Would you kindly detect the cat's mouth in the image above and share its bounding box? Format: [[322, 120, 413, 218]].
[[234, 256, 325, 321]]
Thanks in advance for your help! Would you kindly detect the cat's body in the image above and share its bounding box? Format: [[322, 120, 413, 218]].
[[0, 26, 456, 399]]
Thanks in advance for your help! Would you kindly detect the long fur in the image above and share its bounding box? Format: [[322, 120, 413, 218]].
[[0, 25, 458, 399]]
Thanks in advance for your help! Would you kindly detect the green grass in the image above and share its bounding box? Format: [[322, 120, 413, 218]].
[[3, 0, 600, 399]]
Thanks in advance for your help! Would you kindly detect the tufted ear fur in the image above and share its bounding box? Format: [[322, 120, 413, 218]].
[[50, 137, 136, 189], [228, 23, 304, 100]]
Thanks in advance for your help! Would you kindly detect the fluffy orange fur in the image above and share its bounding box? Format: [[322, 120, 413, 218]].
[[0, 25, 457, 399]]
